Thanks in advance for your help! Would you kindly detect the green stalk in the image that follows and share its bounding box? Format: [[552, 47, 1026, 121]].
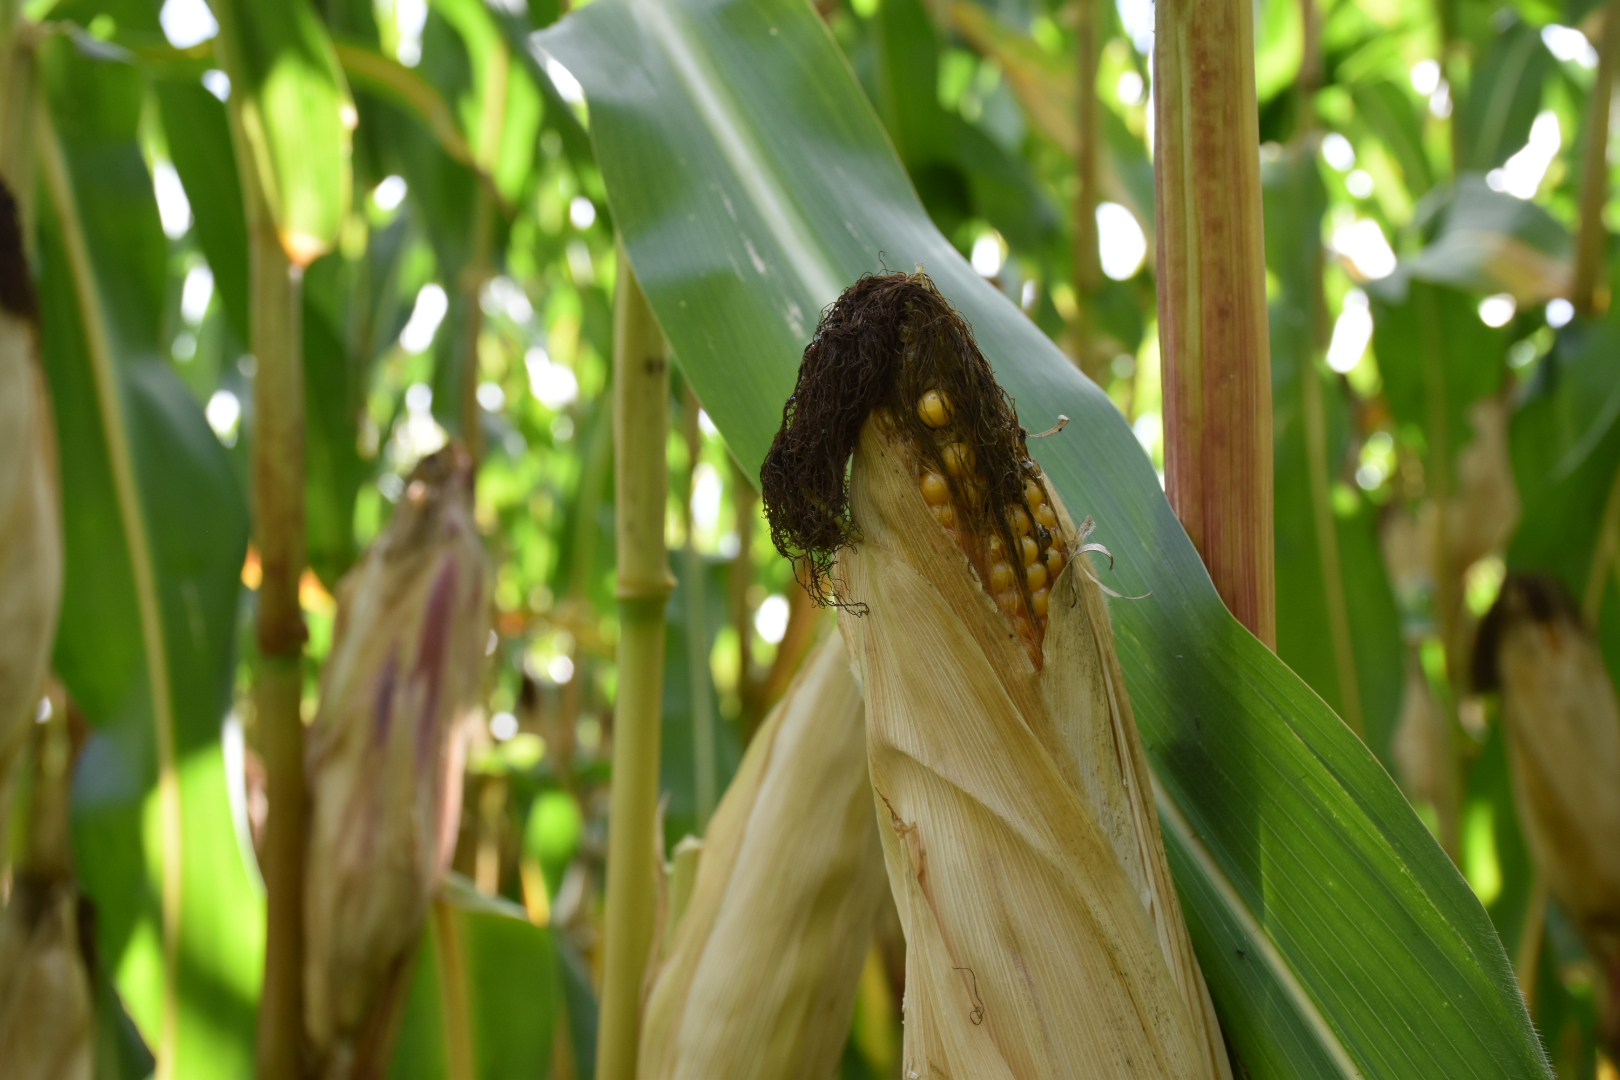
[[248, 213, 310, 1080], [596, 254, 673, 1080], [680, 387, 717, 830], [1300, 352, 1365, 737], [1417, 283, 1462, 861], [1572, 1, 1620, 316], [1152, 0, 1277, 648], [37, 102, 185, 1077], [455, 31, 510, 461], [433, 900, 475, 1080], [1071, 0, 1104, 382], [216, 66, 311, 1077]]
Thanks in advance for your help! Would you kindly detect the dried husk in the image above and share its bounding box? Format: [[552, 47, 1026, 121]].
[[0, 693, 93, 1080], [838, 419, 1230, 1079], [638, 632, 888, 1079], [0, 181, 62, 837], [1392, 645, 1458, 847], [303, 446, 490, 1078], [1476, 574, 1620, 1048]]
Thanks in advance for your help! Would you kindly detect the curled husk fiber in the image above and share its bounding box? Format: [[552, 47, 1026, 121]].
[[0, 179, 62, 835], [765, 272, 1229, 1078], [1475, 573, 1620, 1052], [638, 632, 888, 1079], [304, 446, 490, 1077]]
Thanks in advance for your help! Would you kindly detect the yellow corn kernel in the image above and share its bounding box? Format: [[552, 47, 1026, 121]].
[[942, 442, 975, 478], [930, 503, 957, 529], [1045, 546, 1067, 577], [1024, 479, 1044, 508], [1008, 505, 1032, 536], [920, 471, 950, 506], [1030, 587, 1050, 618], [994, 589, 1021, 617], [990, 561, 1016, 591], [1034, 503, 1057, 530], [918, 389, 953, 429], [986, 535, 1006, 559], [1027, 563, 1048, 592], [1020, 536, 1040, 567]]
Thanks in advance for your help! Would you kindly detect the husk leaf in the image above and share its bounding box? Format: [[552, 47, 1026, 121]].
[[839, 419, 1230, 1080], [303, 446, 490, 1077], [638, 631, 888, 1080]]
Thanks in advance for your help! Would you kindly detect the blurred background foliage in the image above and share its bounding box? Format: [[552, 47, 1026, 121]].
[[6, 0, 1620, 1073]]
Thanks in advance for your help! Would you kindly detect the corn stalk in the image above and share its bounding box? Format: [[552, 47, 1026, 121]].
[[1153, 0, 1276, 648], [595, 256, 673, 1080]]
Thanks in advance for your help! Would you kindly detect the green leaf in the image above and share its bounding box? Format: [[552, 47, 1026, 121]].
[[388, 875, 559, 1080], [1350, 79, 1434, 198], [210, 0, 354, 263], [1368, 276, 1505, 478], [537, 1, 1551, 1076], [1264, 149, 1404, 760], [33, 36, 260, 1077], [1400, 176, 1570, 304], [1456, 20, 1552, 173]]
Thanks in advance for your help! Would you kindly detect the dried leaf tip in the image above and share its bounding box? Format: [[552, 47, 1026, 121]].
[[761, 271, 1070, 661]]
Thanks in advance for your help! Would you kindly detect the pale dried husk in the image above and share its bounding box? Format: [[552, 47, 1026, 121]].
[[1392, 645, 1457, 846], [638, 631, 888, 1079], [838, 420, 1230, 1079], [0, 878, 94, 1080], [0, 299, 63, 834], [304, 447, 490, 1076], [0, 691, 92, 1080], [1486, 578, 1620, 972]]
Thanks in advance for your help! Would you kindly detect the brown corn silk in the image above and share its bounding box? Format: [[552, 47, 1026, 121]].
[[1476, 574, 1620, 1051], [303, 446, 490, 1077], [638, 633, 888, 1079], [0, 179, 62, 831], [764, 273, 1229, 1079]]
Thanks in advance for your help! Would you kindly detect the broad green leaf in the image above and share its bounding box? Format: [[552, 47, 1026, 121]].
[[33, 35, 259, 1078], [1400, 176, 1570, 304], [862, 0, 1059, 254], [388, 874, 559, 1080], [537, 1, 1550, 1076], [660, 554, 740, 848], [1350, 79, 1434, 198], [1368, 276, 1505, 478], [210, 0, 353, 263], [1456, 20, 1552, 173], [1264, 148, 1404, 760]]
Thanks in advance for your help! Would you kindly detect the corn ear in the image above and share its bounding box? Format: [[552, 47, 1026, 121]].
[[1476, 573, 1620, 1049], [0, 690, 93, 1080], [638, 632, 888, 1080], [303, 446, 490, 1077], [0, 180, 62, 832], [840, 420, 1230, 1079]]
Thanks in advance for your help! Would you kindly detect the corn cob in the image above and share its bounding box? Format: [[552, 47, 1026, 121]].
[[763, 272, 1230, 1079], [1475, 573, 1620, 1055], [638, 632, 887, 1079], [0, 178, 62, 843], [303, 445, 490, 1078]]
